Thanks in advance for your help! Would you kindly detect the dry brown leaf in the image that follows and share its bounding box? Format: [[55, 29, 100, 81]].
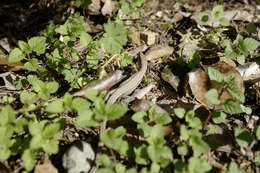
[[0, 162, 10, 173], [127, 27, 142, 46], [140, 31, 158, 46], [34, 155, 58, 173], [192, 10, 257, 28], [144, 45, 174, 61], [236, 61, 260, 83], [88, 0, 101, 15], [0, 56, 24, 72], [188, 61, 244, 109], [101, 0, 115, 16]]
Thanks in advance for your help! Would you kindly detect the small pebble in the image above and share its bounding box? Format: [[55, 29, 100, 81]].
[[62, 141, 95, 173]]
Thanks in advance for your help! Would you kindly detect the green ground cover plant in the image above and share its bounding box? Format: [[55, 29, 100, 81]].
[[0, 1, 260, 173]]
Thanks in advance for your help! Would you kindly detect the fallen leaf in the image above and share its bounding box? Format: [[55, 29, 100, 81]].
[[101, 0, 115, 16], [0, 162, 10, 173], [0, 56, 24, 72], [144, 45, 174, 61], [188, 61, 244, 109], [34, 155, 58, 173], [88, 0, 101, 15]]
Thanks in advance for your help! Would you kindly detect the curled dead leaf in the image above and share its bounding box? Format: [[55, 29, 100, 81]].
[[188, 61, 244, 109], [144, 45, 173, 61], [34, 155, 58, 173], [236, 61, 260, 83]]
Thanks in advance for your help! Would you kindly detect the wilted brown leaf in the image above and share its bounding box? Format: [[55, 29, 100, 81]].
[[188, 61, 244, 109], [34, 155, 58, 173]]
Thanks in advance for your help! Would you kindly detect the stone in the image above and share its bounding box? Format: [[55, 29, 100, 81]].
[[62, 141, 95, 173]]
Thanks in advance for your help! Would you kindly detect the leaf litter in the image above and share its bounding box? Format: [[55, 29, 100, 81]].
[[1, 0, 260, 172]]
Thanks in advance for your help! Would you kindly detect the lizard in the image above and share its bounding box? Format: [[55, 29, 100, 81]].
[[106, 53, 148, 104]]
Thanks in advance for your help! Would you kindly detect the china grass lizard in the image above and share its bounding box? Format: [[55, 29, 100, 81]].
[[107, 54, 148, 104]]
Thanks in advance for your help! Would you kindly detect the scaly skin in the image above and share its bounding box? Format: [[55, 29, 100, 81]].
[[106, 54, 148, 104]]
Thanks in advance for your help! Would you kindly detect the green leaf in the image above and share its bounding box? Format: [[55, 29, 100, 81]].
[[115, 163, 126, 173], [205, 88, 220, 105], [212, 5, 223, 21], [80, 32, 92, 46], [14, 118, 28, 133], [256, 126, 260, 140], [29, 120, 48, 136], [228, 162, 246, 173], [84, 89, 98, 102], [188, 157, 212, 173], [246, 23, 257, 33], [131, 0, 146, 7], [224, 45, 238, 60], [46, 81, 59, 93], [22, 149, 36, 171], [224, 73, 237, 85], [134, 144, 149, 165], [240, 105, 252, 114], [96, 168, 114, 173], [147, 144, 173, 167], [188, 52, 201, 69], [132, 111, 148, 124], [234, 128, 253, 147], [45, 99, 64, 113], [120, 1, 131, 14], [185, 110, 202, 129], [208, 67, 223, 83], [256, 154, 260, 164], [100, 126, 129, 156], [28, 36, 46, 55], [86, 51, 99, 69], [30, 135, 45, 150], [212, 111, 226, 124], [177, 144, 189, 156], [222, 99, 243, 114], [18, 40, 31, 54], [64, 93, 73, 111], [0, 105, 16, 126], [98, 154, 112, 167], [199, 13, 209, 22], [174, 159, 187, 173], [147, 125, 165, 145], [227, 85, 245, 103], [8, 48, 25, 62], [150, 162, 160, 172], [74, 0, 92, 9], [189, 135, 210, 156], [105, 103, 128, 120], [137, 123, 151, 138], [219, 17, 229, 26], [206, 124, 216, 135], [55, 24, 68, 35], [153, 113, 172, 125], [174, 108, 186, 119], [244, 38, 260, 52], [0, 147, 11, 162], [42, 140, 59, 154], [20, 91, 38, 105], [42, 123, 61, 139], [180, 125, 189, 141], [24, 58, 38, 72], [234, 35, 248, 56], [72, 97, 91, 112], [237, 55, 245, 65], [55, 13, 88, 36], [75, 109, 99, 127], [100, 21, 128, 53], [120, 53, 132, 67]]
